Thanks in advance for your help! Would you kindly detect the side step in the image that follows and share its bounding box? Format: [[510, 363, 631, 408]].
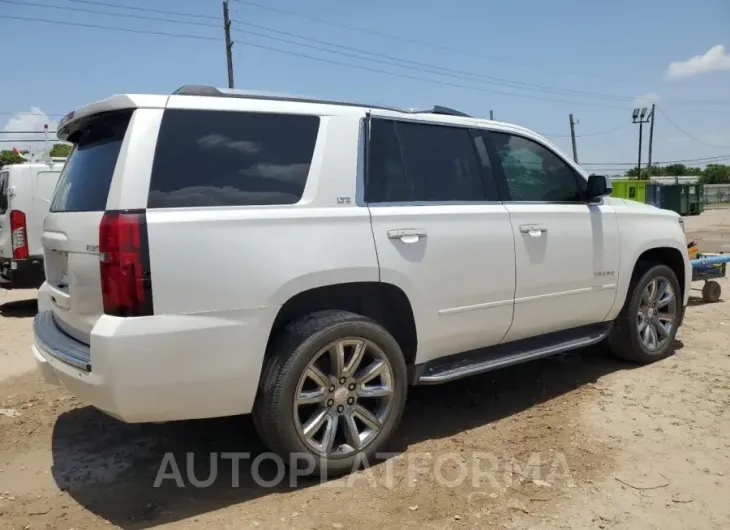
[[413, 323, 611, 385]]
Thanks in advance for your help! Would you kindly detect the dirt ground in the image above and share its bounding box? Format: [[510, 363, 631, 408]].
[[1, 210, 729, 530]]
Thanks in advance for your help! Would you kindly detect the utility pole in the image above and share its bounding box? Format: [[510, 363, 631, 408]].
[[489, 110, 494, 120], [222, 0, 234, 88], [647, 103, 656, 170], [569, 113, 578, 163], [632, 107, 651, 179]]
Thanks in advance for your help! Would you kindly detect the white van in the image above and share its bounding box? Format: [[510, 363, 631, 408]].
[[0, 159, 66, 289]]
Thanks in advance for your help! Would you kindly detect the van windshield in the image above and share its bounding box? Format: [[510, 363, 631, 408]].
[[50, 109, 133, 213], [0, 171, 9, 214]]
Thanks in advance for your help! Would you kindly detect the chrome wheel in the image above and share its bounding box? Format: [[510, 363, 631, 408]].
[[637, 276, 678, 352], [293, 338, 395, 458]]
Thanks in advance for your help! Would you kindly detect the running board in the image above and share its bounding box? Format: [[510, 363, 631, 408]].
[[413, 323, 611, 385]]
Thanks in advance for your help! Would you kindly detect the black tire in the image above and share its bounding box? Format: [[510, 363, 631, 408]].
[[606, 263, 681, 364], [253, 310, 408, 478], [702, 280, 721, 303]]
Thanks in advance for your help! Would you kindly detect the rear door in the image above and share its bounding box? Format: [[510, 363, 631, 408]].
[[42, 110, 135, 343], [366, 115, 516, 364]]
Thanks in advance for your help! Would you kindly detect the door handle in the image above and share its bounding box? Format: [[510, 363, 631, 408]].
[[387, 229, 427, 244], [519, 224, 547, 237]]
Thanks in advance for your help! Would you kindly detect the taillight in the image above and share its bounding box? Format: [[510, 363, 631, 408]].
[[99, 210, 153, 317], [10, 210, 29, 260]]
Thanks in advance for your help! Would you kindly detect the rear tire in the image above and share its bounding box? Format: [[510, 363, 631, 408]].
[[607, 263, 681, 364], [253, 310, 408, 478]]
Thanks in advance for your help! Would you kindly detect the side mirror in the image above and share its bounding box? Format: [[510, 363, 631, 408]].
[[586, 174, 612, 201]]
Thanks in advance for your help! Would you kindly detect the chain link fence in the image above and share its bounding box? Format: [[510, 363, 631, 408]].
[[703, 184, 730, 209]]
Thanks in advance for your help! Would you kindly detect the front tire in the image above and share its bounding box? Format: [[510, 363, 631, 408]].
[[607, 263, 681, 364], [254, 310, 408, 477]]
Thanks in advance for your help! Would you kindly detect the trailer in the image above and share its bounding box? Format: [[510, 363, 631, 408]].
[[690, 253, 730, 303]]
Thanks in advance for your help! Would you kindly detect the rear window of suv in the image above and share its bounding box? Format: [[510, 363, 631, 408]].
[[147, 109, 320, 208], [50, 109, 133, 213]]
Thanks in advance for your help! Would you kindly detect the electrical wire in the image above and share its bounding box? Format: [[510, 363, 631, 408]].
[[5, 0, 729, 109], [539, 124, 627, 138], [656, 107, 730, 149], [232, 0, 641, 85], [0, 14, 220, 41]]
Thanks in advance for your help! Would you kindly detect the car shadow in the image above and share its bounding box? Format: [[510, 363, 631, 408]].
[[0, 298, 38, 318], [50, 344, 664, 528]]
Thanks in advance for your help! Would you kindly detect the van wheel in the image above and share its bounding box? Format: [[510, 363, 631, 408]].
[[254, 310, 408, 477], [607, 264, 681, 364]]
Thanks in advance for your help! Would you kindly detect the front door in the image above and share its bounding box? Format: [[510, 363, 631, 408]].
[[483, 130, 619, 343]]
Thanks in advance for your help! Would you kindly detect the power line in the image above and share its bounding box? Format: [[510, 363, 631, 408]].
[[64, 0, 218, 20], [581, 155, 730, 166], [1, 14, 220, 41], [9, 0, 729, 109], [656, 107, 730, 149], [540, 124, 627, 138], [232, 0, 640, 85], [0, 0, 220, 28]]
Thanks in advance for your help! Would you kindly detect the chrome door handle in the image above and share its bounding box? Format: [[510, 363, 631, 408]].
[[519, 225, 547, 237], [387, 229, 427, 243]]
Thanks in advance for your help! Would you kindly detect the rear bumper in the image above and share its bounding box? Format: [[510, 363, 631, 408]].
[[0, 256, 45, 290], [33, 294, 277, 423]]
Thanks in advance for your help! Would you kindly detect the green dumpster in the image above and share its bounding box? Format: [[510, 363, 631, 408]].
[[688, 183, 704, 215], [610, 179, 647, 203], [659, 184, 691, 215]]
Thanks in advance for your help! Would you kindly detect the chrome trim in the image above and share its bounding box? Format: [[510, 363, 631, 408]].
[[417, 329, 610, 384], [438, 299, 513, 316], [33, 311, 91, 371]]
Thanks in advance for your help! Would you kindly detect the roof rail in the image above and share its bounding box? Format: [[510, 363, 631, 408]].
[[172, 85, 471, 118]]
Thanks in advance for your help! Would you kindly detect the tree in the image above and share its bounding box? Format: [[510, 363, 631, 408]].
[[49, 143, 72, 158], [700, 164, 730, 184], [0, 150, 25, 168]]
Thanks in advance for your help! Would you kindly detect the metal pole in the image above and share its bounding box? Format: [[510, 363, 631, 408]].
[[569, 113, 578, 163], [489, 110, 494, 120], [637, 121, 643, 180], [648, 103, 655, 172], [222, 1, 235, 88]]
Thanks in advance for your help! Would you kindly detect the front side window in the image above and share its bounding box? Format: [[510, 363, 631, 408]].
[[148, 110, 320, 208], [366, 118, 486, 203], [490, 132, 583, 202]]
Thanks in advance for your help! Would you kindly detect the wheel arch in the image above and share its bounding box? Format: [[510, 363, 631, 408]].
[[267, 281, 418, 368], [611, 241, 689, 319]]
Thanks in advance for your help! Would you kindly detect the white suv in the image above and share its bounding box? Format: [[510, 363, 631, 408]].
[[33, 85, 691, 475]]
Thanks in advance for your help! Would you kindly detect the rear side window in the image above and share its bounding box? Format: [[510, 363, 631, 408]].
[[366, 118, 487, 203], [0, 171, 8, 214], [51, 110, 133, 212], [148, 110, 320, 208]]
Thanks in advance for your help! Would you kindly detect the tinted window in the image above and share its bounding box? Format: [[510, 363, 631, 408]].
[[490, 133, 583, 202], [148, 110, 319, 208], [0, 171, 8, 214], [366, 119, 408, 203], [366, 119, 485, 203], [51, 110, 132, 212]]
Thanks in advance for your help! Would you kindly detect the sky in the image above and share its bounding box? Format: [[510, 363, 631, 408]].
[[0, 0, 729, 174]]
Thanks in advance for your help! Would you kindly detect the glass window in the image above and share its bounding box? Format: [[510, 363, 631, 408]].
[[366, 119, 409, 203], [366, 118, 486, 203], [0, 171, 8, 214], [398, 121, 485, 202], [490, 132, 583, 202], [148, 110, 320, 208], [51, 110, 132, 212]]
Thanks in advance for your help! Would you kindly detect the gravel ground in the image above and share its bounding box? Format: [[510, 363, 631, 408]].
[[1, 209, 729, 529]]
